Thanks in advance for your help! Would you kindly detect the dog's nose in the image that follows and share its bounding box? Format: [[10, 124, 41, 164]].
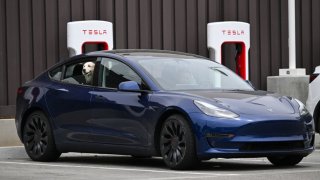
[[82, 69, 86, 73]]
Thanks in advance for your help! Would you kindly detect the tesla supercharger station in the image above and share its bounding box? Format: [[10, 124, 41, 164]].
[[207, 21, 250, 80], [67, 20, 114, 57]]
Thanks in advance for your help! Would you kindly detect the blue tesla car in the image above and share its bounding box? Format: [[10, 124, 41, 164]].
[[15, 50, 315, 169]]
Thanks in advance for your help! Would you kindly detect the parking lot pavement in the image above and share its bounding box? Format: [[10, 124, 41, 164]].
[[0, 147, 319, 180]]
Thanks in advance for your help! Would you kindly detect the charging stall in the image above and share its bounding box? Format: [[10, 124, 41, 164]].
[[67, 20, 114, 57], [207, 21, 250, 80]]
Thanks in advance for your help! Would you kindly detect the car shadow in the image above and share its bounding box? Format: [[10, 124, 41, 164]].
[[195, 160, 308, 171], [57, 155, 166, 168], [56, 155, 310, 171]]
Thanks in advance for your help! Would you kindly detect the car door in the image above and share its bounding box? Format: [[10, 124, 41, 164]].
[[89, 57, 150, 146], [46, 57, 97, 143]]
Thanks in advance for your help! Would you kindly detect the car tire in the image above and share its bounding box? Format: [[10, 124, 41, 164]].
[[23, 111, 61, 161], [317, 114, 320, 133], [160, 114, 199, 170], [267, 155, 304, 166]]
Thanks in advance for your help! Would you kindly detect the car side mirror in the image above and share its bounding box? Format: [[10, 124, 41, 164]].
[[118, 81, 141, 92]]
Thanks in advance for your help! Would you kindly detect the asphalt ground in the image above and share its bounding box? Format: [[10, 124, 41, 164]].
[[0, 146, 319, 180]]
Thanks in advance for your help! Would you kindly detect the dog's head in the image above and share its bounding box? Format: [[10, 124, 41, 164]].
[[82, 62, 95, 76]]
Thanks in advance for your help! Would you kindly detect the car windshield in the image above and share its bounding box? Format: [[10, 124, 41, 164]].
[[130, 55, 253, 91]]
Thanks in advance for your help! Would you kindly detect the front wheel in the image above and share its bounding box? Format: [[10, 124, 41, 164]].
[[160, 114, 199, 169], [267, 155, 304, 166], [23, 111, 61, 161]]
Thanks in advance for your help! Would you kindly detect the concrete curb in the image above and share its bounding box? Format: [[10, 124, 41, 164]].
[[315, 134, 320, 149], [0, 119, 22, 146], [0, 119, 319, 148]]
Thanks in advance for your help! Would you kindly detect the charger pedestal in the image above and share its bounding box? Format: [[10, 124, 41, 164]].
[[207, 21, 250, 80], [267, 68, 308, 104]]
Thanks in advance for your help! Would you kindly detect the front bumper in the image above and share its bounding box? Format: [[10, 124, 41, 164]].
[[189, 113, 315, 159]]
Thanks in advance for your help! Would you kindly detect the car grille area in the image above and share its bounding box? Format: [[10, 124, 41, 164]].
[[236, 121, 305, 137], [206, 118, 315, 152], [207, 134, 315, 152], [239, 141, 305, 151]]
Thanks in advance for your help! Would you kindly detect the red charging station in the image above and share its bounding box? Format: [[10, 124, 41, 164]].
[[67, 20, 114, 57], [207, 21, 250, 80]]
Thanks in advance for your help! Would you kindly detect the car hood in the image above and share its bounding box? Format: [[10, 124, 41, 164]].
[[182, 90, 296, 115]]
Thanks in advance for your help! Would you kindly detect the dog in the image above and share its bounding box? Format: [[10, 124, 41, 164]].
[[82, 62, 95, 84]]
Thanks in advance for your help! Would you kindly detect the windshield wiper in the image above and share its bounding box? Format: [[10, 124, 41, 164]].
[[209, 67, 229, 76]]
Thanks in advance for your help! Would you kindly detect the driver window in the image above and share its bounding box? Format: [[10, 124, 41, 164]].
[[98, 58, 142, 89]]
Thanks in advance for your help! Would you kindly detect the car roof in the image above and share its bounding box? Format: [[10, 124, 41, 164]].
[[48, 49, 210, 72], [86, 49, 209, 60]]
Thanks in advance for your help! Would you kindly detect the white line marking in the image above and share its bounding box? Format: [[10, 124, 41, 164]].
[[236, 169, 320, 177], [0, 146, 23, 149], [219, 158, 320, 165], [148, 175, 225, 180], [153, 168, 320, 179], [0, 161, 240, 176]]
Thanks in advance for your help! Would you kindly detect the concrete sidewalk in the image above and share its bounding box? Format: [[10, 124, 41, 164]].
[[0, 119, 22, 146], [0, 119, 319, 148]]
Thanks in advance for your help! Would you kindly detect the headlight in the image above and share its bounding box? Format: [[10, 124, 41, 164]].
[[194, 100, 239, 118], [294, 99, 309, 116]]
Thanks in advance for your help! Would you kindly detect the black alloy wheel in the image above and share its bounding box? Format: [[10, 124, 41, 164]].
[[23, 111, 61, 161], [160, 114, 198, 169]]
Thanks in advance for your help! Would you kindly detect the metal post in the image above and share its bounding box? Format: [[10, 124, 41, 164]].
[[288, 0, 296, 69]]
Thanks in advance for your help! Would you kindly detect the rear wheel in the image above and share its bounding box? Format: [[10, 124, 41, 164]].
[[317, 114, 320, 133], [267, 155, 304, 166], [313, 106, 320, 133], [160, 114, 199, 169], [23, 111, 61, 161]]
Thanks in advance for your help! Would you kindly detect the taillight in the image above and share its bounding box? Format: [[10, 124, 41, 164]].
[[17, 87, 24, 95], [310, 74, 319, 83]]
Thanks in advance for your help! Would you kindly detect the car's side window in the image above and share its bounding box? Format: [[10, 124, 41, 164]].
[[61, 58, 97, 86], [49, 66, 63, 81], [98, 58, 142, 89]]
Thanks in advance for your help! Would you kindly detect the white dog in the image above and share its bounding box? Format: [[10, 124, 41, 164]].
[[82, 62, 95, 84]]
